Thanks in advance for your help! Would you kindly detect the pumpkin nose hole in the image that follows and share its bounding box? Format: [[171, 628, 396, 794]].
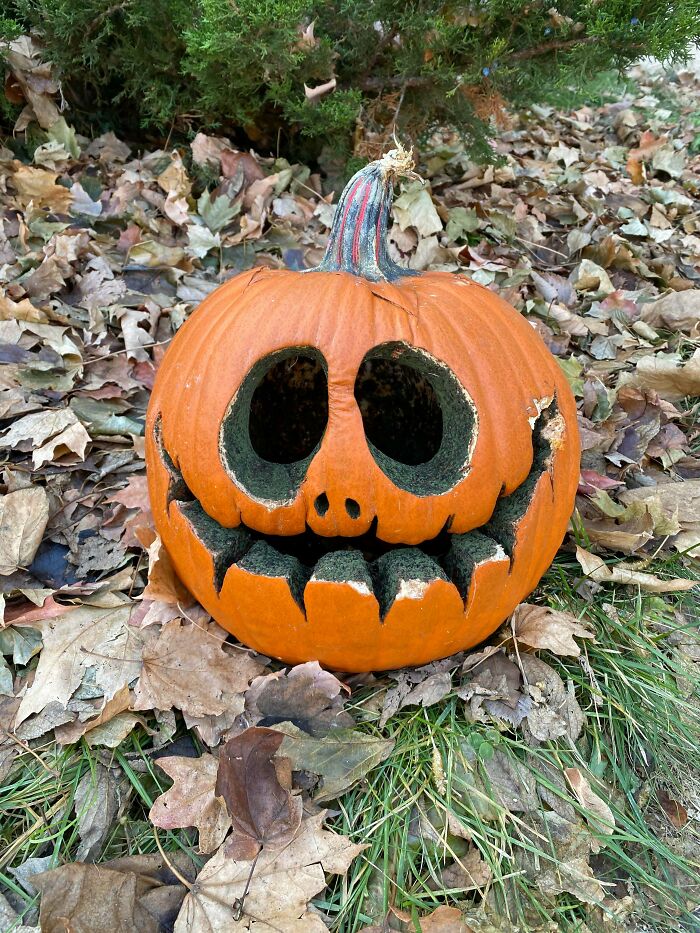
[[345, 498, 361, 519], [314, 493, 329, 517]]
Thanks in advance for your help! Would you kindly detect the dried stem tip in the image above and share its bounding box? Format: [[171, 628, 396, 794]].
[[307, 142, 421, 284]]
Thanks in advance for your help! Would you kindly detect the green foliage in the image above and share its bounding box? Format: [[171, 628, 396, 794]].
[[2, 0, 700, 163]]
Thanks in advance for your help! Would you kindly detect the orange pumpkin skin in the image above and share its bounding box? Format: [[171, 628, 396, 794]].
[[145, 152, 580, 672]]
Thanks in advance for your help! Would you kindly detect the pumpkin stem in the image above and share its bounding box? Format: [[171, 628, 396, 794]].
[[308, 142, 421, 283]]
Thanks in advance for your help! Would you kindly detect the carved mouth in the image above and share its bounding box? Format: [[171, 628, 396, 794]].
[[154, 400, 558, 620]]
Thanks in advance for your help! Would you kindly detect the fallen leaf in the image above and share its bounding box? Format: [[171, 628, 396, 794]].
[[520, 654, 584, 742], [74, 763, 121, 860], [619, 480, 700, 554], [134, 619, 265, 719], [1, 408, 90, 467], [657, 788, 688, 829], [394, 670, 453, 709], [509, 603, 595, 657], [34, 853, 195, 933], [392, 182, 443, 237], [174, 811, 364, 932], [142, 533, 192, 605], [13, 593, 141, 726], [570, 259, 614, 295], [0, 486, 49, 575], [622, 349, 700, 401], [576, 546, 697, 592], [641, 290, 700, 334], [459, 653, 533, 727], [564, 767, 615, 836], [415, 905, 475, 931], [275, 722, 394, 801], [243, 660, 352, 737], [434, 848, 492, 894], [10, 163, 73, 211], [54, 684, 132, 745], [215, 727, 302, 860], [523, 810, 606, 905], [150, 754, 231, 854]]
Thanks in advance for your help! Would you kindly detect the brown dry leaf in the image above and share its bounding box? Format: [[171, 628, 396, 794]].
[[34, 853, 196, 933], [13, 593, 142, 726], [622, 349, 700, 401], [0, 485, 49, 575], [510, 603, 595, 657], [394, 670, 453, 710], [641, 290, 700, 334], [274, 722, 395, 802], [54, 684, 133, 745], [142, 533, 192, 605], [216, 727, 302, 860], [10, 163, 73, 211], [174, 811, 365, 932], [459, 653, 533, 727], [0, 292, 48, 323], [520, 655, 584, 742], [564, 768, 615, 835], [412, 906, 475, 932], [657, 788, 688, 829], [108, 475, 153, 547], [243, 661, 352, 737], [133, 619, 266, 718], [437, 847, 492, 893], [1, 408, 90, 467], [150, 754, 231, 854], [619, 481, 700, 554], [3, 36, 61, 129], [34, 862, 159, 933], [520, 810, 607, 906], [576, 546, 697, 592]]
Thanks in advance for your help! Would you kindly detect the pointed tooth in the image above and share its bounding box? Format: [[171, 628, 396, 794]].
[[443, 530, 509, 600], [369, 548, 448, 620], [177, 501, 252, 593], [237, 540, 311, 613], [310, 550, 373, 593]]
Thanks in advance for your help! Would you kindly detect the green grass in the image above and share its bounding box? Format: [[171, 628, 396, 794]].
[[2, 554, 699, 931], [323, 554, 700, 931]]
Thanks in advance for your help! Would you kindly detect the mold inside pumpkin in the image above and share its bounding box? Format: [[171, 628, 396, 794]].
[[145, 147, 580, 672]]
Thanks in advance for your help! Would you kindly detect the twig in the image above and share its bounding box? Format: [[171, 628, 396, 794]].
[[233, 849, 261, 921], [85, 1, 134, 38], [153, 825, 194, 890], [0, 727, 60, 777]]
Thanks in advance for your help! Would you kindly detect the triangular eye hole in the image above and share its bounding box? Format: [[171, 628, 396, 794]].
[[353, 342, 477, 495], [220, 346, 328, 503]]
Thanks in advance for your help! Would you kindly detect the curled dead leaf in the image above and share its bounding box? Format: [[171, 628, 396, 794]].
[[576, 546, 696, 592], [509, 603, 595, 657]]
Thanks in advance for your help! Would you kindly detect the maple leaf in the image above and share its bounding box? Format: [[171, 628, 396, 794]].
[[150, 754, 231, 854], [243, 661, 352, 737], [509, 604, 595, 657], [13, 593, 142, 727], [174, 812, 365, 932], [216, 728, 302, 860], [133, 619, 266, 718]]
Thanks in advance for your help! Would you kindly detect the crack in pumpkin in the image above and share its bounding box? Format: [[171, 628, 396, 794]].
[[153, 399, 558, 620]]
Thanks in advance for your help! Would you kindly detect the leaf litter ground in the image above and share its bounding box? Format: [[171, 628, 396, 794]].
[[1, 49, 700, 933]]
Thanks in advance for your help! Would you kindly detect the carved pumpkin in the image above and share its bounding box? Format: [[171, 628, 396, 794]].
[[145, 148, 579, 672]]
